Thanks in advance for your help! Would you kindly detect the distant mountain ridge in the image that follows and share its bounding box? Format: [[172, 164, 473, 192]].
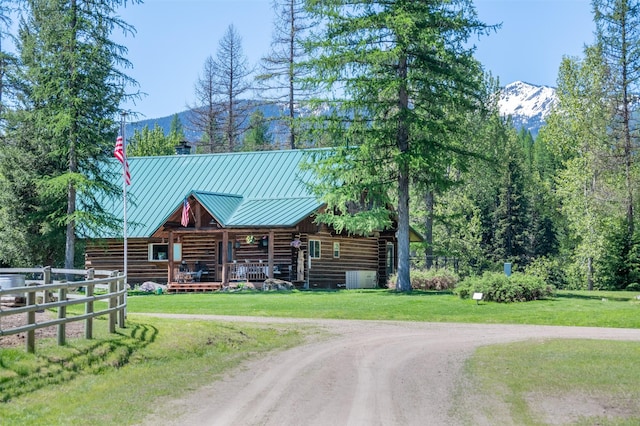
[[125, 81, 557, 142]]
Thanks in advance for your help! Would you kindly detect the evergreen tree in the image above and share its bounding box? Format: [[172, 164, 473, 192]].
[[242, 109, 273, 151], [591, 0, 640, 288], [128, 124, 175, 157], [539, 45, 611, 289], [0, 2, 14, 126], [303, 0, 492, 291], [168, 113, 185, 147], [593, 0, 640, 238], [424, 82, 505, 275], [9, 0, 139, 268], [513, 128, 559, 261], [491, 127, 531, 266], [0, 136, 43, 266]]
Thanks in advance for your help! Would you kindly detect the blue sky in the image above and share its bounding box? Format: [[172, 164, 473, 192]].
[[115, 0, 595, 119]]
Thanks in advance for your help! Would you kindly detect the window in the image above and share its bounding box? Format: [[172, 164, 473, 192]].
[[217, 241, 234, 263], [386, 242, 395, 275], [172, 243, 182, 262], [309, 240, 321, 259], [333, 242, 340, 258], [148, 243, 168, 261]]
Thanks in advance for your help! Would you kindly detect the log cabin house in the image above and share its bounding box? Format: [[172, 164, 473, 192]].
[[85, 148, 420, 291]]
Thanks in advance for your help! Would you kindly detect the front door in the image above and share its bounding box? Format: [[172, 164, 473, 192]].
[[386, 242, 395, 278]]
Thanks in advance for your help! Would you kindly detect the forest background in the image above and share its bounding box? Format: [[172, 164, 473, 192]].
[[0, 0, 639, 292]]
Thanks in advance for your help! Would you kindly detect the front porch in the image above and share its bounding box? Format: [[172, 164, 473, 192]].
[[166, 261, 275, 293], [152, 192, 308, 290]]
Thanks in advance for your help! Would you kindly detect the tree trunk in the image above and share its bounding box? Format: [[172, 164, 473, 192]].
[[587, 256, 594, 291], [65, 184, 76, 269], [620, 7, 634, 238], [424, 190, 434, 269], [396, 54, 411, 292], [288, 0, 296, 150], [397, 161, 411, 292], [65, 0, 78, 270]]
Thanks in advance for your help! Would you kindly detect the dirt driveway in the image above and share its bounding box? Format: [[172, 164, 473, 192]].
[[139, 315, 640, 426]]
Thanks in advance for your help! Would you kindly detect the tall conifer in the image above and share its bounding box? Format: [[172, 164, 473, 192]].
[[303, 0, 492, 291], [13, 0, 139, 268]]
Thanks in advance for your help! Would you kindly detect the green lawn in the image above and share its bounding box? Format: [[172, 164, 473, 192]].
[[0, 316, 307, 425], [1, 288, 639, 425], [459, 338, 640, 425], [126, 289, 640, 328]]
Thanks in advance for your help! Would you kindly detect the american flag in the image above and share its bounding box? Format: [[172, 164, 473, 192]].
[[114, 135, 131, 185], [181, 198, 190, 227]]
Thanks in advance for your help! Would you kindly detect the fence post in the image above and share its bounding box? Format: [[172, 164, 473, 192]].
[[117, 272, 126, 329], [42, 266, 51, 303], [85, 269, 94, 339], [26, 283, 36, 353], [109, 272, 117, 333], [57, 286, 66, 346]]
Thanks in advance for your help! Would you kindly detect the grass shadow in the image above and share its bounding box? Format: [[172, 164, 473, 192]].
[[555, 292, 634, 302], [378, 289, 455, 297], [0, 322, 158, 402], [295, 289, 455, 296]]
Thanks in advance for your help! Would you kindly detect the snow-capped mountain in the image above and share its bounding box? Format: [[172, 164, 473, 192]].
[[499, 81, 557, 136], [128, 81, 558, 141]]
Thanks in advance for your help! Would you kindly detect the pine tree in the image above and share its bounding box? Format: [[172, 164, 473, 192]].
[[11, 0, 139, 268], [592, 0, 640, 288], [0, 2, 14, 125], [242, 109, 272, 151], [491, 128, 531, 266], [303, 0, 492, 291], [128, 124, 175, 157], [593, 0, 640, 237]]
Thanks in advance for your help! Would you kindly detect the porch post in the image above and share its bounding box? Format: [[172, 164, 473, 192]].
[[195, 203, 202, 229], [168, 231, 174, 283], [222, 230, 229, 285], [268, 230, 274, 278]]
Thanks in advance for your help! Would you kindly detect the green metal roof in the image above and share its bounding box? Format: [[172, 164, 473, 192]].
[[192, 191, 243, 225], [97, 149, 325, 238]]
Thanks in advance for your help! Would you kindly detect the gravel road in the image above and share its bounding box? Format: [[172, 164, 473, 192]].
[[138, 314, 640, 426]]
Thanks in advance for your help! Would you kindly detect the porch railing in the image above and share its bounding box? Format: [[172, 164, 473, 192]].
[[228, 262, 269, 282]]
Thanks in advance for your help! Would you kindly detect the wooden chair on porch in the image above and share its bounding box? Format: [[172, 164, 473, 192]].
[[175, 261, 194, 283], [194, 261, 209, 282]]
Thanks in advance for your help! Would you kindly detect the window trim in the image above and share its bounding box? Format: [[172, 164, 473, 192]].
[[148, 243, 169, 262], [333, 242, 340, 258], [309, 239, 321, 259]]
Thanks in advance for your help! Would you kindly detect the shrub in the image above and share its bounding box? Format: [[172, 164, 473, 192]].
[[387, 269, 459, 291], [626, 282, 640, 292], [525, 256, 567, 289], [454, 271, 555, 303]]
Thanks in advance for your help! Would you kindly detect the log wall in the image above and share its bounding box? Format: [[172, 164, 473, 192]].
[[300, 232, 380, 289], [85, 228, 394, 288], [85, 238, 170, 284], [85, 230, 299, 285]]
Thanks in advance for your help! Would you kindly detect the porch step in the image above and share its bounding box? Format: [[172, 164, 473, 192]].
[[167, 282, 222, 293]]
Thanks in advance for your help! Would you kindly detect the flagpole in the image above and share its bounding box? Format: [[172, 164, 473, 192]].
[[120, 111, 128, 286]]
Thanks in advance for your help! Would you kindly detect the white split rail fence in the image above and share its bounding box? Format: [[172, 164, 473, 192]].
[[0, 267, 126, 353]]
